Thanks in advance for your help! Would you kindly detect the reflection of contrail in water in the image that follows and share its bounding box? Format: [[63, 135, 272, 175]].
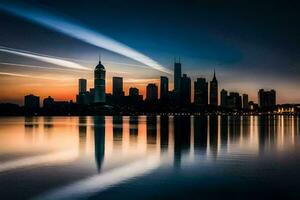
[[0, 46, 90, 70], [0, 150, 78, 173], [0, 3, 172, 74], [32, 156, 160, 200]]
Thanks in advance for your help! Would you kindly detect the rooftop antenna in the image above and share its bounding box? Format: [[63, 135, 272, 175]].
[[99, 53, 101, 63]]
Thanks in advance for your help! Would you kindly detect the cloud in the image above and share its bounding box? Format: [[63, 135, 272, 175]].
[[0, 3, 172, 74], [0, 46, 90, 70]]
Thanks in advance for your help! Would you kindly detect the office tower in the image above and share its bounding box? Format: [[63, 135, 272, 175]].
[[227, 92, 242, 109], [180, 74, 191, 106], [210, 70, 218, 106], [146, 83, 158, 101], [160, 76, 169, 101], [112, 77, 124, 97], [270, 90, 276, 106], [258, 89, 265, 107], [243, 94, 249, 109], [94, 59, 106, 103], [129, 87, 143, 103], [194, 78, 208, 106], [174, 61, 182, 94], [78, 78, 87, 94], [24, 94, 40, 110], [129, 87, 139, 97], [220, 89, 228, 107], [43, 96, 54, 109], [258, 89, 276, 108]]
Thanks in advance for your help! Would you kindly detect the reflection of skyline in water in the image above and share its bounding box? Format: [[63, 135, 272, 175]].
[[19, 115, 300, 172], [0, 115, 299, 199], [94, 116, 105, 172]]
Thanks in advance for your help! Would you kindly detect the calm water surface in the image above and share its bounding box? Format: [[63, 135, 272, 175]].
[[0, 115, 300, 200]]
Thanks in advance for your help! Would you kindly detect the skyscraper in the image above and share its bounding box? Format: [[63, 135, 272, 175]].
[[146, 83, 158, 101], [227, 92, 242, 109], [180, 74, 191, 106], [94, 59, 106, 103], [220, 89, 228, 107], [78, 78, 87, 94], [160, 76, 169, 101], [242, 94, 249, 109], [129, 87, 139, 97], [210, 70, 218, 106], [24, 94, 40, 110], [174, 61, 181, 94], [194, 78, 208, 106], [258, 89, 276, 108], [112, 77, 124, 97]]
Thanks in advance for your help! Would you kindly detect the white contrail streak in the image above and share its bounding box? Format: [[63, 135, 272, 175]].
[[0, 62, 90, 72], [0, 3, 172, 74], [0, 46, 90, 70], [0, 71, 73, 80]]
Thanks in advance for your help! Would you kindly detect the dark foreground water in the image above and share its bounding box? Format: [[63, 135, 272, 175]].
[[0, 115, 300, 200]]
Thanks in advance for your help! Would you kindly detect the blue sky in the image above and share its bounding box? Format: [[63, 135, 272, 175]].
[[0, 0, 300, 104]]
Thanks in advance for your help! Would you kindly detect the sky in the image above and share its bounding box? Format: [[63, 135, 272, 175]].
[[0, 0, 300, 105]]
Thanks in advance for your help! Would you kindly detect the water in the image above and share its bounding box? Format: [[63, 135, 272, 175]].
[[0, 115, 300, 200]]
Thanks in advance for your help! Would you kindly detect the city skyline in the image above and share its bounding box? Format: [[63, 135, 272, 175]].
[[0, 58, 289, 107], [1, 1, 300, 104]]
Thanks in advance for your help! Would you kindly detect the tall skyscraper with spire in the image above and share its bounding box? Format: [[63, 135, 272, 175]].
[[210, 70, 218, 106], [174, 59, 182, 94], [94, 58, 106, 103]]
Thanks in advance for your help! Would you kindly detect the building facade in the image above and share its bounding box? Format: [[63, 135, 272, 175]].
[[220, 89, 228, 107], [258, 89, 276, 108], [24, 94, 40, 110], [160, 76, 169, 101], [174, 61, 182, 94], [194, 78, 208, 106], [146, 83, 158, 101], [210, 70, 218, 106], [180, 74, 191, 106], [112, 77, 124, 97], [94, 60, 106, 103], [78, 78, 87, 94]]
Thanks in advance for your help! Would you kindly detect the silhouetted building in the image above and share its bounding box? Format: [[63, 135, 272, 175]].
[[180, 74, 191, 106], [194, 78, 208, 106], [112, 77, 124, 97], [24, 94, 40, 111], [94, 59, 106, 103], [220, 89, 228, 107], [79, 78, 87, 93], [249, 101, 259, 111], [243, 94, 249, 109], [174, 61, 182, 95], [43, 96, 54, 109], [160, 76, 169, 101], [258, 89, 276, 108], [129, 87, 139, 96], [210, 70, 218, 106], [146, 83, 158, 101], [129, 87, 143, 103], [227, 92, 242, 109]]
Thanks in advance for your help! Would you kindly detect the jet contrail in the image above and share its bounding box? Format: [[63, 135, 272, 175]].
[[0, 62, 90, 72], [0, 46, 90, 70], [0, 3, 172, 74], [0, 71, 74, 81]]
